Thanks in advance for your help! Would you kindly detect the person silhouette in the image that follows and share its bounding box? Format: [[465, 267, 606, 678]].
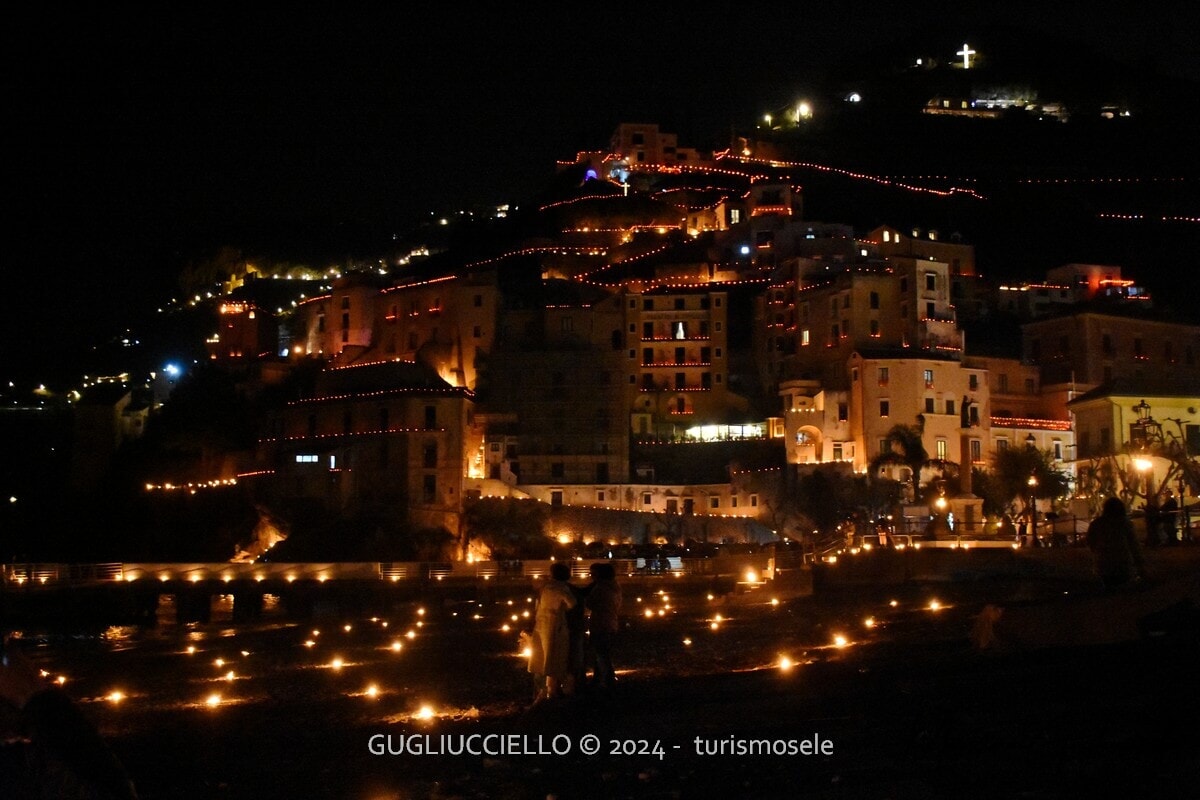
[[584, 562, 623, 692], [1161, 491, 1180, 545], [527, 562, 577, 703], [1085, 497, 1147, 591], [0, 636, 139, 799]]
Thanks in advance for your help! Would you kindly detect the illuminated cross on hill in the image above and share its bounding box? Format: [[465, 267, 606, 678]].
[[957, 43, 976, 69]]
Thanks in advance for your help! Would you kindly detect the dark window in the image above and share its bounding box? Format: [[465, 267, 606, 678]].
[[343, 410, 352, 434], [422, 475, 436, 504], [674, 298, 685, 310], [423, 442, 437, 468], [644, 299, 654, 311], [643, 322, 654, 338], [596, 463, 609, 483], [473, 294, 483, 307], [551, 490, 563, 507], [839, 403, 849, 421], [870, 291, 880, 309], [551, 462, 564, 478], [424, 405, 436, 429], [675, 372, 686, 389], [379, 407, 389, 431], [880, 400, 889, 417], [925, 397, 935, 413], [946, 399, 955, 416], [643, 347, 654, 364]]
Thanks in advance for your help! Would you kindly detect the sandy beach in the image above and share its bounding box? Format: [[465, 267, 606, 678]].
[[10, 549, 1187, 800]]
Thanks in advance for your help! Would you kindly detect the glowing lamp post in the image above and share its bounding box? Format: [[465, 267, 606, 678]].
[[1027, 475, 1039, 546], [1025, 434, 1039, 547], [1131, 400, 1163, 544], [1134, 456, 1157, 544]]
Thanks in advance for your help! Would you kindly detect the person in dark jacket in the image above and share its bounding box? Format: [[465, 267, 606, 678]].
[[1086, 497, 1147, 590], [0, 637, 139, 799], [584, 562, 623, 691]]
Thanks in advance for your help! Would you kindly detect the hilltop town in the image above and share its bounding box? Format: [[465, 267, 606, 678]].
[[12, 112, 1190, 565]]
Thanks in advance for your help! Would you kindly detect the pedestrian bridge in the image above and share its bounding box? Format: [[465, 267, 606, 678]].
[[0, 554, 778, 589]]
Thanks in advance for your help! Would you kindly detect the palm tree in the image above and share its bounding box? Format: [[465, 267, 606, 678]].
[[869, 422, 929, 502], [868, 420, 934, 504]]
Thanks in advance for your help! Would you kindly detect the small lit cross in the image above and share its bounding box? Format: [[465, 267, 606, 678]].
[[957, 43, 976, 69]]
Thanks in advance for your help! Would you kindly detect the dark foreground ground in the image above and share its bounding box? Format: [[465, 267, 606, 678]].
[[103, 574, 1200, 799]]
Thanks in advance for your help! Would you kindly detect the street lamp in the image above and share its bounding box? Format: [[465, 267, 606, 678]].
[[1131, 400, 1164, 545], [1134, 456, 1158, 545], [1027, 474, 1039, 547]]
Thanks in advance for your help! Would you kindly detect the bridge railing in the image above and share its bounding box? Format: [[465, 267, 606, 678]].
[[2, 554, 781, 588]]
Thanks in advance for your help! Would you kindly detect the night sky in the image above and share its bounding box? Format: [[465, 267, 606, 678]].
[[6, 3, 1199, 379]]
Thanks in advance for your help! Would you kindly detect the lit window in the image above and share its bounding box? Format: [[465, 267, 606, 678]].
[[295, 454, 319, 463], [936, 440, 947, 460]]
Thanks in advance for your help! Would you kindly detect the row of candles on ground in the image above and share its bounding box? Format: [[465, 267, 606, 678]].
[[82, 607, 438, 717], [59, 593, 952, 716]]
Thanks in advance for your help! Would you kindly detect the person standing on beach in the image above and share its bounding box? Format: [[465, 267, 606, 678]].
[[1161, 491, 1179, 545], [565, 574, 591, 695], [527, 562, 577, 702], [0, 637, 140, 799], [585, 562, 622, 691], [1085, 497, 1147, 591]]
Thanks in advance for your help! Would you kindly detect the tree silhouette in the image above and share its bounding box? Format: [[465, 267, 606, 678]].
[[984, 445, 1071, 517], [868, 421, 932, 504]]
